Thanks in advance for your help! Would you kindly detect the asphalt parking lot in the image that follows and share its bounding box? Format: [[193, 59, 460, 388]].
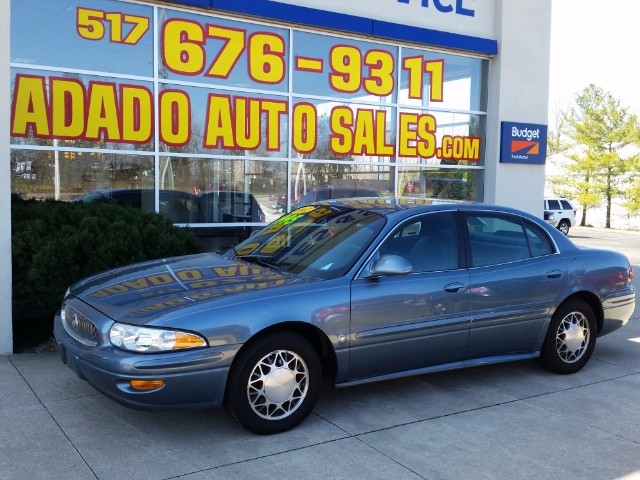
[[2, 226, 640, 480]]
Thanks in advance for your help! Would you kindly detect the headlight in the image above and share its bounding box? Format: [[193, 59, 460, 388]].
[[110, 323, 208, 352]]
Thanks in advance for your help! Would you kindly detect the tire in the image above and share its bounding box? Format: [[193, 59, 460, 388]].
[[225, 332, 322, 434], [557, 220, 570, 235], [539, 299, 597, 374]]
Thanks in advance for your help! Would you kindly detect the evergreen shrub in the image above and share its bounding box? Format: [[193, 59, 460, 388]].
[[11, 200, 205, 350]]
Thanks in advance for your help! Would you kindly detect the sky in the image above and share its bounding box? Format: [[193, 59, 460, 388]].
[[549, 0, 640, 119]]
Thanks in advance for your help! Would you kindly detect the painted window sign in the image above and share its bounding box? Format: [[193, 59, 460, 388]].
[[499, 122, 548, 165], [10, 0, 486, 165], [76, 7, 150, 44]]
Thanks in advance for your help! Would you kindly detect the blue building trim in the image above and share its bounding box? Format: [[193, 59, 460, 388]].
[[163, 0, 498, 56], [372, 20, 497, 55]]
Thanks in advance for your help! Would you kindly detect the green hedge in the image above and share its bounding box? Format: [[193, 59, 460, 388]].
[[12, 200, 205, 351]]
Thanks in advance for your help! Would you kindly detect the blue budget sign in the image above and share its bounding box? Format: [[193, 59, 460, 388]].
[[500, 121, 548, 165]]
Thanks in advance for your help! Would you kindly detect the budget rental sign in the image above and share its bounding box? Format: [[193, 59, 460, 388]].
[[500, 122, 548, 165]]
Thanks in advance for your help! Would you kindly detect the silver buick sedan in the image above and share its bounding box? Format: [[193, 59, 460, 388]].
[[54, 199, 635, 434]]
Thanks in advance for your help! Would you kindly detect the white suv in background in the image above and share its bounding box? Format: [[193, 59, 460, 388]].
[[544, 197, 577, 235]]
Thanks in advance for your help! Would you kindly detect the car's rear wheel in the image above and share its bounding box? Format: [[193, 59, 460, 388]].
[[225, 332, 322, 434], [539, 299, 596, 374], [557, 220, 570, 235]]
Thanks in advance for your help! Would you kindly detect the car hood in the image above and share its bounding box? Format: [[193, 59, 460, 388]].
[[69, 253, 315, 325]]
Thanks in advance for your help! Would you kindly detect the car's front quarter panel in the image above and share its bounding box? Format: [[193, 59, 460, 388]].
[[54, 297, 236, 410], [148, 278, 353, 381]]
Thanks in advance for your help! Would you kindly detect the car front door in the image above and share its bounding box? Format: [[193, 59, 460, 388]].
[[464, 212, 568, 359], [349, 212, 471, 380]]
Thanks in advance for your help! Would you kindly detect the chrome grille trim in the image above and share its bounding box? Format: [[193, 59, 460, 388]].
[[62, 304, 99, 346]]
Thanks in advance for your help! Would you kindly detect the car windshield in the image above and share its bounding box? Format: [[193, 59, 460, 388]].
[[229, 205, 386, 279], [76, 191, 108, 203]]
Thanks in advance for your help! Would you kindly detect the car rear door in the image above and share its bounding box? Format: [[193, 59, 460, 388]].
[[463, 212, 567, 359], [349, 212, 471, 380]]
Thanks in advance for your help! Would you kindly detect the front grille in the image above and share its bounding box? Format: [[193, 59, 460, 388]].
[[63, 304, 99, 346]]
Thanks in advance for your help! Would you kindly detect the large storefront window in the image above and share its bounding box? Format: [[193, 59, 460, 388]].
[[158, 157, 287, 224], [291, 161, 394, 208], [11, 149, 154, 201], [397, 166, 483, 201], [10, 0, 489, 246], [10, 69, 155, 151], [11, 0, 154, 77]]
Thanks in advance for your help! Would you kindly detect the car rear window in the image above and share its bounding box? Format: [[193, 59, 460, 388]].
[[560, 200, 573, 210], [547, 200, 561, 210], [524, 220, 555, 257]]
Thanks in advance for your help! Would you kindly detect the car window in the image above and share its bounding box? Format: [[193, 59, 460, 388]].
[[524, 220, 555, 257], [76, 191, 107, 203], [560, 200, 573, 210], [317, 189, 331, 200], [381, 212, 459, 272], [393, 221, 421, 238], [297, 191, 315, 206], [199, 192, 260, 223], [160, 192, 199, 223], [466, 213, 530, 267], [547, 200, 561, 210], [113, 191, 142, 207]]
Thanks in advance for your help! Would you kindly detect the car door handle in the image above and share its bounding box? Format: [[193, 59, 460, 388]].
[[444, 282, 465, 293], [546, 270, 562, 279]]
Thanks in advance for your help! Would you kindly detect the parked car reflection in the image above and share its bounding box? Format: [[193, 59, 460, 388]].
[[198, 191, 265, 223], [74, 188, 199, 224], [293, 186, 379, 210], [75, 188, 265, 224]]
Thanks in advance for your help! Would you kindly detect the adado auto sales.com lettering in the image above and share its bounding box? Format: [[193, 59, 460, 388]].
[[9, 4, 483, 163]]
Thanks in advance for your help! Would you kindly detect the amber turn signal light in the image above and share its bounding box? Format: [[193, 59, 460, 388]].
[[129, 380, 166, 391]]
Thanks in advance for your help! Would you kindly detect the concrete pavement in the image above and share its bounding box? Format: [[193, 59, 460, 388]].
[[2, 226, 640, 480]]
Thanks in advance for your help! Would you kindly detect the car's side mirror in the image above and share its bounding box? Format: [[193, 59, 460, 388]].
[[365, 254, 413, 278]]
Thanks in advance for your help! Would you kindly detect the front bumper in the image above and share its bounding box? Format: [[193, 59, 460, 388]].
[[53, 304, 237, 411]]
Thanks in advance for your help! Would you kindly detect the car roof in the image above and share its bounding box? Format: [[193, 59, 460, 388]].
[[317, 197, 473, 215], [318, 197, 576, 249]]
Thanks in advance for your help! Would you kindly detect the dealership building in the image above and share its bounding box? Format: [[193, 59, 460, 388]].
[[0, 0, 552, 353]]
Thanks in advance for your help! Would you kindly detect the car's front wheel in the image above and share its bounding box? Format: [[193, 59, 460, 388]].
[[539, 299, 597, 374], [225, 332, 322, 434], [557, 220, 570, 235]]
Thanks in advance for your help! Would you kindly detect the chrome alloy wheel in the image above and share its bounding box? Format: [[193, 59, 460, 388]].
[[556, 311, 590, 363], [247, 350, 309, 420], [559, 222, 570, 235]]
